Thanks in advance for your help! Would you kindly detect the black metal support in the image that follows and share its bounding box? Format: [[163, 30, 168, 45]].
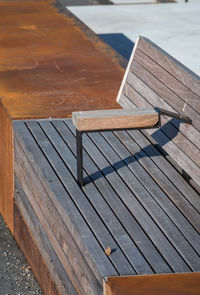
[[155, 107, 192, 123], [76, 129, 84, 187], [75, 107, 192, 187]]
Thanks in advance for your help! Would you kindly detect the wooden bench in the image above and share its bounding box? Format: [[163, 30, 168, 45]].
[[9, 31, 200, 294], [14, 117, 200, 295]]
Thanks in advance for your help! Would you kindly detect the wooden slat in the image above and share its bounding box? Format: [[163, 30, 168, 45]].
[[117, 36, 200, 188], [129, 60, 200, 131], [85, 130, 200, 271], [14, 121, 118, 281], [137, 36, 200, 98], [123, 77, 200, 160], [134, 49, 200, 113], [101, 130, 200, 252], [120, 129, 200, 231], [65, 120, 192, 273], [14, 141, 101, 295], [14, 201, 61, 295], [14, 180, 73, 295], [25, 120, 135, 276], [103, 273, 200, 295], [121, 75, 200, 182], [125, 129, 200, 213], [0, 103, 14, 233], [72, 109, 159, 131], [53, 119, 172, 275], [39, 119, 155, 275]]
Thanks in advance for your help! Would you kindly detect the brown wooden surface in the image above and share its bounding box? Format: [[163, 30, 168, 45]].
[[14, 201, 60, 295], [0, 103, 14, 233], [0, 0, 124, 231], [117, 36, 200, 188], [72, 109, 159, 131], [103, 273, 200, 295]]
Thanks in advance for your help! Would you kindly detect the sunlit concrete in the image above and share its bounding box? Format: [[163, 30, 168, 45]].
[[69, 1, 200, 75]]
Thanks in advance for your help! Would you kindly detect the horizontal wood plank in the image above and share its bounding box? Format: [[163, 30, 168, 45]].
[[134, 47, 200, 114], [72, 109, 159, 131], [137, 36, 200, 98]]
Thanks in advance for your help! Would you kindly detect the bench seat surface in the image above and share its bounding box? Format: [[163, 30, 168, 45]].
[[14, 119, 200, 294]]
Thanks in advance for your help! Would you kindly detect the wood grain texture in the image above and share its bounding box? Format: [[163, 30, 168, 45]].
[[39, 119, 155, 275], [25, 120, 135, 276], [14, 201, 60, 295], [14, 118, 200, 295], [14, 139, 102, 295], [14, 179, 76, 295], [66, 119, 199, 273], [137, 36, 200, 97], [103, 273, 200, 295], [117, 36, 200, 187], [0, 103, 14, 233], [72, 109, 159, 131], [53, 119, 171, 275]]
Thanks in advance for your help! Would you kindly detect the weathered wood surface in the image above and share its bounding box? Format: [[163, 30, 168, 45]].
[[14, 198, 61, 295], [117, 36, 200, 188], [104, 273, 200, 295], [14, 178, 78, 295], [72, 109, 159, 131], [14, 118, 200, 294], [0, 0, 124, 231]]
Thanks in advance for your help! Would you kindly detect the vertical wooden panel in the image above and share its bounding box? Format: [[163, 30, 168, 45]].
[[14, 201, 60, 295], [104, 273, 200, 295], [0, 103, 13, 233]]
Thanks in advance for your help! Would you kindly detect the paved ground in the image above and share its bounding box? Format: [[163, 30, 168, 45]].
[[69, 0, 200, 75], [0, 214, 43, 295], [1, 0, 199, 294]]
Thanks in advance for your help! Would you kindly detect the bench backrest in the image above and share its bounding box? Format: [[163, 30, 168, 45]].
[[117, 36, 200, 189]]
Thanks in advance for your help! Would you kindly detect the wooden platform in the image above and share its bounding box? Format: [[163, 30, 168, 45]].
[[0, 0, 124, 233], [14, 118, 200, 294]]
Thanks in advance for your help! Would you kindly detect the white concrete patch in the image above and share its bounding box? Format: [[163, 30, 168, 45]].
[[68, 2, 200, 75], [111, 0, 156, 4]]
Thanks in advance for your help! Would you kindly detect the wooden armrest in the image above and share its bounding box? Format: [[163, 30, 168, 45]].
[[72, 109, 159, 132]]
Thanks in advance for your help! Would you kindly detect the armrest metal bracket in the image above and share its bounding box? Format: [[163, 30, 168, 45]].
[[74, 108, 191, 187]]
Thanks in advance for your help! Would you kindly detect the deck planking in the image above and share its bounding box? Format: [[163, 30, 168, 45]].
[[14, 118, 200, 294]]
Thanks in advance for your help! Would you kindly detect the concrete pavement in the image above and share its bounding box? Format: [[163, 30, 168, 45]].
[[69, 1, 200, 75]]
